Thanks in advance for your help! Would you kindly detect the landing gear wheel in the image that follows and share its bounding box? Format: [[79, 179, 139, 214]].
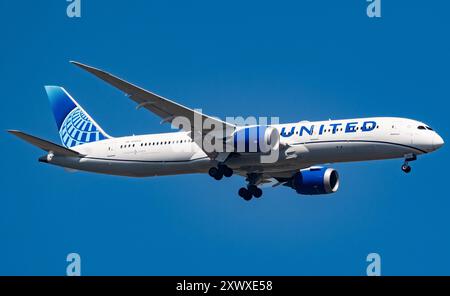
[[208, 167, 218, 178], [209, 167, 223, 180], [238, 187, 252, 201], [247, 185, 263, 198], [253, 188, 263, 198], [401, 154, 416, 174], [247, 185, 257, 194], [401, 164, 411, 173], [223, 167, 233, 178]]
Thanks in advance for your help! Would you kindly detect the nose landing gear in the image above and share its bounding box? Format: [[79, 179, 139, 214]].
[[401, 164, 411, 173], [401, 153, 417, 174]]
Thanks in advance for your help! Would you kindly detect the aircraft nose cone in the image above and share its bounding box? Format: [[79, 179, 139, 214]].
[[433, 134, 444, 150]]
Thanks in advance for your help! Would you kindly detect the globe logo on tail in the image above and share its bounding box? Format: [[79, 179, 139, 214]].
[[59, 107, 107, 148]]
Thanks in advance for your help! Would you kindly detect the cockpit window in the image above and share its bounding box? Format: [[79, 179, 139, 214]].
[[426, 126, 434, 131], [417, 126, 426, 130]]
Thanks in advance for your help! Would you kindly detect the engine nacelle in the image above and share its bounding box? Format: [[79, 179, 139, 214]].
[[231, 126, 280, 153], [291, 167, 339, 195]]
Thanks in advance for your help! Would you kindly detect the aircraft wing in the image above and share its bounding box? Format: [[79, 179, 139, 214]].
[[8, 130, 82, 157], [70, 61, 236, 139]]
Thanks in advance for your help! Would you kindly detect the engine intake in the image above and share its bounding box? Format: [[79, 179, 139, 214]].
[[291, 167, 339, 195]]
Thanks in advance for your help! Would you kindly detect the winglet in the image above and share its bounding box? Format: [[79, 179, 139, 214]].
[[70, 61, 112, 83], [70, 61, 101, 75], [70, 60, 142, 95]]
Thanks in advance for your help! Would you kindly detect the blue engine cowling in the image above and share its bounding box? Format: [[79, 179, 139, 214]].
[[232, 126, 279, 153], [291, 167, 340, 195]]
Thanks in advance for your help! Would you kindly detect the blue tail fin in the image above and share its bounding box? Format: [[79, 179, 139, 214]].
[[44, 86, 111, 148]]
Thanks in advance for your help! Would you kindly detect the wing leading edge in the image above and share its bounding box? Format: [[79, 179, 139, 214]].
[[70, 61, 235, 137]]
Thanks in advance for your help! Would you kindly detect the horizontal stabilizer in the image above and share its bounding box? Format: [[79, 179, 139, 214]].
[[8, 130, 82, 157]]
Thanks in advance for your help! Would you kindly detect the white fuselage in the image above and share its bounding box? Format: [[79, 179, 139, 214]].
[[46, 117, 444, 177]]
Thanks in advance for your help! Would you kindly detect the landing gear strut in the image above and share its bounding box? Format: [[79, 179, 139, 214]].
[[208, 164, 233, 180], [238, 173, 263, 201], [401, 153, 416, 174]]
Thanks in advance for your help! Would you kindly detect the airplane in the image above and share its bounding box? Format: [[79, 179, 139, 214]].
[[8, 61, 444, 201]]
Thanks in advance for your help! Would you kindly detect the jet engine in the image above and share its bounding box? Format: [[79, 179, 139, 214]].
[[289, 167, 340, 195], [231, 126, 280, 153]]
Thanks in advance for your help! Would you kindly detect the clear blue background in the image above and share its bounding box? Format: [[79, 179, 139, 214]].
[[1, 0, 448, 275]]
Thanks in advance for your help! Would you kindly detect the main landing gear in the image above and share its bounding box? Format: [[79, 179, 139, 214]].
[[208, 167, 264, 201], [238, 185, 263, 201], [238, 173, 263, 201], [401, 153, 417, 174], [208, 164, 233, 180]]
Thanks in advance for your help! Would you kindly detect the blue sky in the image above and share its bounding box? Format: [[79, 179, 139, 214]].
[[0, 0, 449, 275]]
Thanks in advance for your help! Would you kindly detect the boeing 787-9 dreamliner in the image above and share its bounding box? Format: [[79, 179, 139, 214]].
[[9, 62, 444, 201]]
